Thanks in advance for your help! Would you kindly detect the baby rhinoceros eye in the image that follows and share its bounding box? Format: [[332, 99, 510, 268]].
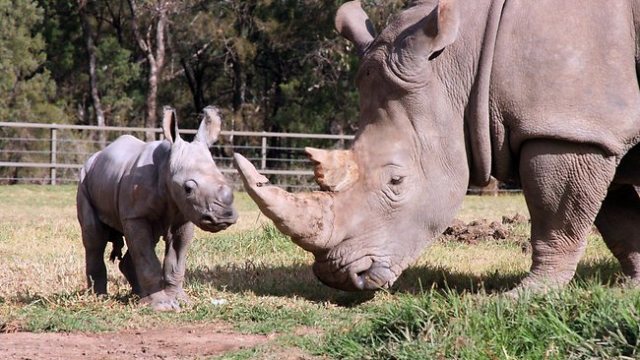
[[183, 180, 197, 195]]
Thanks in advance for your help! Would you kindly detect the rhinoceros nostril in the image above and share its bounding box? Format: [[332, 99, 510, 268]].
[[222, 209, 236, 219], [201, 214, 215, 224], [353, 271, 367, 290]]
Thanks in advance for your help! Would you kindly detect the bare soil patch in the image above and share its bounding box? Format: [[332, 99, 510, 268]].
[[0, 323, 268, 360], [442, 213, 530, 248]]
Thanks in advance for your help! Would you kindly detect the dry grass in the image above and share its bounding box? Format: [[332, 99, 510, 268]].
[[0, 185, 617, 300], [0, 185, 625, 359]]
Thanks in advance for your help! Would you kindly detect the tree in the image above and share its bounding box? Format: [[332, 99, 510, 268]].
[[0, 0, 66, 182], [127, 0, 173, 140], [78, 0, 106, 146]]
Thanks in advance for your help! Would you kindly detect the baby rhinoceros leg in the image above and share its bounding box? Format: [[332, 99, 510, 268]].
[[118, 251, 142, 295], [123, 219, 180, 312], [162, 223, 195, 306], [77, 187, 109, 295]]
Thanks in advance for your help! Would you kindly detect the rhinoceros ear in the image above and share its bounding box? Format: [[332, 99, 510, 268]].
[[428, 0, 460, 53], [195, 106, 222, 148], [335, 1, 376, 56], [162, 106, 181, 144], [394, 0, 459, 73], [305, 147, 359, 192]]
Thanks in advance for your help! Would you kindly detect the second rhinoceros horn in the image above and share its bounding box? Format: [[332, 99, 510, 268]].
[[305, 147, 359, 192]]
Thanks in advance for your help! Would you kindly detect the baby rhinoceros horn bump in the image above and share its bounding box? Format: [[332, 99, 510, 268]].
[[305, 148, 359, 192]]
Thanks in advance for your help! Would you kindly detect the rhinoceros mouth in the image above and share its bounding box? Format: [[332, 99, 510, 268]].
[[312, 253, 400, 291], [198, 210, 238, 233]]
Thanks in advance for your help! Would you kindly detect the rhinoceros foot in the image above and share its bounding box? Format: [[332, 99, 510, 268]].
[[503, 274, 572, 299], [140, 290, 181, 312], [165, 288, 193, 307]]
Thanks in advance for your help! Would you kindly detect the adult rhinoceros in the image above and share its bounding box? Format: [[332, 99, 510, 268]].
[[78, 106, 237, 310], [234, 0, 640, 292]]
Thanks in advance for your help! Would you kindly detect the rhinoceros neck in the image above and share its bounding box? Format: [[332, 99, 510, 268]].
[[154, 140, 183, 224], [432, 0, 505, 186]]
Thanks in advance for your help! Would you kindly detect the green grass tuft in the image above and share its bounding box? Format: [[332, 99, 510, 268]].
[[316, 284, 640, 359]]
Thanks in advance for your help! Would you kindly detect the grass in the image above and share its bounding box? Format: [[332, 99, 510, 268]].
[[0, 185, 637, 359]]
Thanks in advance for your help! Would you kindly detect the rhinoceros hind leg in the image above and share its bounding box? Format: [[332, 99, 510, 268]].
[[78, 190, 109, 295], [595, 184, 640, 284], [516, 139, 616, 291]]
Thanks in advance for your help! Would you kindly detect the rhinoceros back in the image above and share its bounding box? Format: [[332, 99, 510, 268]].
[[80, 135, 148, 231]]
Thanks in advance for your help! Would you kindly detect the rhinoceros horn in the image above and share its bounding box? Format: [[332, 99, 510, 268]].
[[305, 147, 358, 192], [233, 153, 336, 252]]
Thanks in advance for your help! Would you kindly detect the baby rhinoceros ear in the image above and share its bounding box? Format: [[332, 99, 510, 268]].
[[195, 106, 222, 148], [162, 106, 181, 144]]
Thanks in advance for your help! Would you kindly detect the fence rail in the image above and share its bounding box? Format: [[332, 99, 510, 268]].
[[0, 121, 354, 189], [0, 121, 521, 194]]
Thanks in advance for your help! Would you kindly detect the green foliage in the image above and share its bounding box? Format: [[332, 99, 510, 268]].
[[0, 0, 66, 122], [96, 36, 141, 126], [2, 0, 408, 136]]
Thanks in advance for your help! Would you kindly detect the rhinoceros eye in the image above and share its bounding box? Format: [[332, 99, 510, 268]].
[[389, 175, 404, 186], [184, 180, 197, 195]]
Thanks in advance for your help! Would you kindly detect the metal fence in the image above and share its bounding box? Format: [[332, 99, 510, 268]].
[[0, 121, 521, 194], [0, 121, 354, 190]]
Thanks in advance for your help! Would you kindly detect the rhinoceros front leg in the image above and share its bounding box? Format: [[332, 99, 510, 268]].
[[118, 250, 142, 295], [123, 219, 179, 311], [595, 184, 640, 284], [163, 223, 195, 305], [517, 139, 616, 291]]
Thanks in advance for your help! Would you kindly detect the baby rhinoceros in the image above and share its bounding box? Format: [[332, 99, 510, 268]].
[[77, 106, 237, 311]]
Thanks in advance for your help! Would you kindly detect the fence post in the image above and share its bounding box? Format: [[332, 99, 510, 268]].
[[50, 128, 57, 185], [261, 135, 267, 170]]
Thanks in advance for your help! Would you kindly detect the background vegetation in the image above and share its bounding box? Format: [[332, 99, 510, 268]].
[[1, 0, 411, 184], [2, 0, 409, 133]]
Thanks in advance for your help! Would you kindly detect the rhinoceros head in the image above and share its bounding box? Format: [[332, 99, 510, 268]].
[[235, 0, 470, 291], [163, 106, 238, 233]]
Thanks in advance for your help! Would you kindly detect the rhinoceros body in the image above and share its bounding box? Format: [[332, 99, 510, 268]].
[[78, 107, 237, 310], [234, 0, 640, 292]]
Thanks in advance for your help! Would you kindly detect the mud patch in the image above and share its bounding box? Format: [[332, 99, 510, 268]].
[[0, 323, 268, 359], [441, 213, 530, 250]]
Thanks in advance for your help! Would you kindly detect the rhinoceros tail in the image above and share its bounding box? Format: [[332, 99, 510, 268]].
[[109, 237, 124, 262]]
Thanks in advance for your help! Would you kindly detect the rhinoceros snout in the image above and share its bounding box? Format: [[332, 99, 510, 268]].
[[201, 209, 237, 225], [312, 258, 398, 291], [216, 184, 234, 206]]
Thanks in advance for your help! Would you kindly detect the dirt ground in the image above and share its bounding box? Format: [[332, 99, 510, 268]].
[[0, 323, 273, 360], [442, 213, 530, 248]]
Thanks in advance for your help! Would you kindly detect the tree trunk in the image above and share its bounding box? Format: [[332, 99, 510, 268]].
[[79, 2, 106, 148], [128, 0, 168, 141], [181, 58, 205, 112]]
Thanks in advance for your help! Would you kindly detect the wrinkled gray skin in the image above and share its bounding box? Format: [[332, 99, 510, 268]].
[[78, 107, 237, 311], [235, 0, 640, 292]]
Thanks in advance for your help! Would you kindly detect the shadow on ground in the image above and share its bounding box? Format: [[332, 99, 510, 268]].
[[3, 259, 623, 309], [185, 257, 624, 306]]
